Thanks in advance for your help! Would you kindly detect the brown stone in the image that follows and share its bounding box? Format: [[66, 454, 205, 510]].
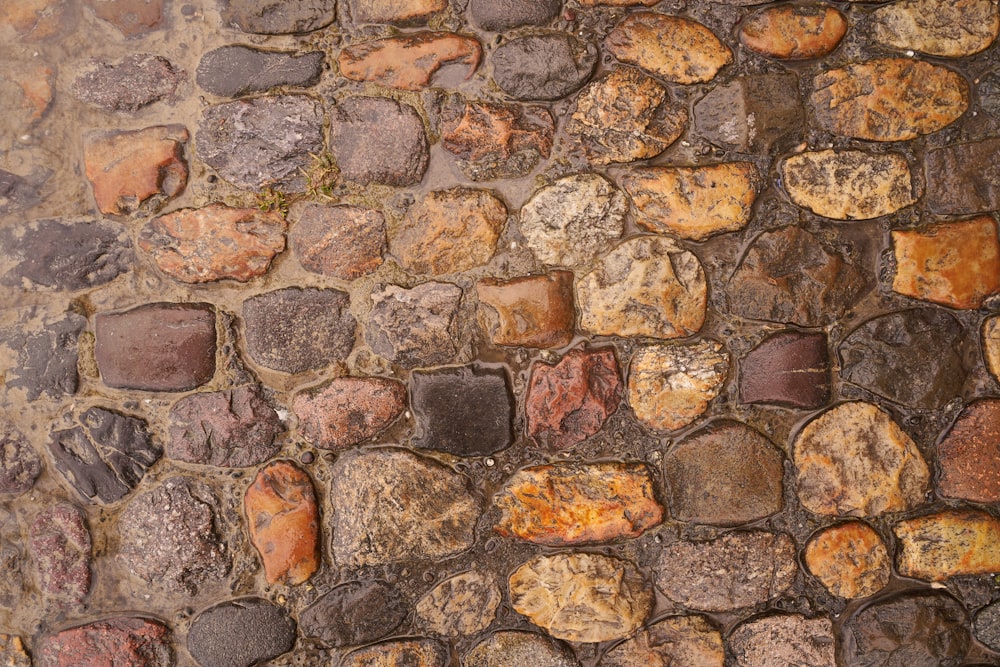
[[83, 0, 163, 36], [293, 377, 406, 450], [601, 615, 724, 667], [83, 125, 188, 216], [341, 639, 449, 667], [577, 0, 656, 4], [895, 509, 1000, 581], [728, 615, 836, 667], [926, 138, 1000, 215], [464, 631, 577, 667], [811, 58, 968, 141], [0, 61, 53, 145], [339, 32, 481, 90], [476, 272, 576, 349], [872, 0, 999, 57], [627, 340, 728, 431], [0, 0, 74, 41], [30, 503, 91, 610], [289, 203, 386, 280], [300, 580, 409, 647], [984, 315, 1000, 383], [366, 282, 466, 369], [139, 204, 286, 283], [349, 0, 446, 23], [892, 216, 1000, 309], [804, 521, 890, 599], [739, 331, 830, 409], [740, 4, 847, 60], [938, 400, 1000, 502], [494, 462, 663, 545], [328, 97, 429, 186], [416, 570, 501, 637], [693, 74, 803, 152], [607, 13, 731, 84], [622, 162, 760, 241], [491, 32, 597, 102], [36, 617, 172, 667], [245, 460, 320, 585]]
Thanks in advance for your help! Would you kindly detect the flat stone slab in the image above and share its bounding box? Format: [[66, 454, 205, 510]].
[[416, 570, 501, 637], [491, 32, 596, 101], [71, 54, 183, 112], [477, 272, 576, 349], [804, 521, 890, 599], [938, 399, 1000, 502], [289, 203, 386, 280], [365, 281, 466, 369], [294, 377, 406, 450], [197, 45, 324, 97], [300, 580, 409, 647], [220, 0, 336, 34], [606, 13, 731, 84], [338, 32, 481, 91], [0, 308, 86, 400], [740, 4, 847, 59], [328, 96, 429, 187], [187, 598, 296, 667], [739, 331, 830, 409], [36, 617, 172, 667], [245, 461, 319, 585], [895, 509, 1000, 581], [871, 0, 999, 57], [627, 340, 728, 431], [602, 615, 723, 667]]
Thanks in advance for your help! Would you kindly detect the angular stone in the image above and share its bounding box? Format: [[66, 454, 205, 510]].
[[740, 4, 847, 59], [349, 0, 446, 24], [525, 346, 621, 448], [470, 0, 561, 31], [301, 580, 409, 647], [728, 615, 836, 667], [0, 0, 74, 41], [477, 272, 576, 349], [793, 402, 930, 516], [464, 631, 578, 667], [925, 138, 1000, 215], [0, 218, 131, 291], [578, 236, 707, 338], [392, 188, 506, 275], [83, 0, 163, 37], [601, 615, 724, 667], [366, 282, 465, 369], [0, 61, 53, 146], [839, 308, 967, 409], [895, 510, 1000, 581], [36, 617, 172, 667], [975, 601, 1000, 653], [289, 203, 386, 280], [0, 425, 40, 495], [627, 340, 728, 430], [655, 531, 797, 612], [48, 407, 160, 504], [0, 635, 30, 667], [739, 331, 830, 409], [0, 167, 48, 215], [71, 54, 183, 112], [693, 74, 802, 152], [607, 13, 731, 84], [294, 377, 405, 450], [0, 309, 86, 400], [804, 521, 890, 599], [95, 302, 216, 391], [985, 315, 1000, 383], [811, 59, 969, 141], [245, 461, 319, 585], [622, 162, 760, 241], [664, 421, 784, 527], [509, 553, 652, 643], [84, 125, 188, 216], [329, 448, 481, 566], [872, 0, 999, 57], [892, 217, 1000, 309], [491, 33, 596, 101], [341, 639, 449, 667], [220, 0, 336, 34], [494, 462, 663, 545], [188, 598, 296, 667], [567, 67, 687, 165], [416, 570, 501, 637], [328, 96, 429, 186], [339, 33, 481, 91], [939, 400, 1000, 502], [29, 502, 91, 610], [197, 94, 325, 191], [727, 226, 870, 327], [197, 46, 324, 97], [412, 365, 513, 456], [243, 287, 356, 374], [781, 149, 916, 220]]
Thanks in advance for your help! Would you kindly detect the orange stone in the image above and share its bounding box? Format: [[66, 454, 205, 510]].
[[338, 32, 481, 91], [1, 61, 54, 144], [740, 4, 848, 60], [804, 521, 890, 599], [83, 0, 163, 37], [350, 0, 447, 24], [476, 272, 575, 348], [895, 509, 1000, 581], [0, 0, 73, 40], [607, 13, 732, 84]]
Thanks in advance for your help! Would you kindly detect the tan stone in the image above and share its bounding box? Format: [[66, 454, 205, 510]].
[[793, 402, 931, 517], [804, 521, 890, 599], [350, 0, 446, 23], [601, 615, 724, 667], [440, 100, 553, 181], [0, 0, 73, 40], [811, 58, 968, 141], [339, 32, 481, 91], [622, 163, 760, 241], [729, 615, 836, 667], [872, 0, 999, 57], [509, 552, 652, 643], [937, 399, 1000, 502], [577, 0, 657, 4], [476, 272, 575, 348], [627, 340, 728, 431], [895, 509, 1000, 581], [740, 4, 847, 60], [416, 570, 501, 636], [0, 62, 54, 142], [342, 639, 449, 667], [84, 0, 163, 37], [607, 13, 731, 84], [781, 150, 916, 220], [892, 216, 1000, 309], [984, 315, 1000, 383]]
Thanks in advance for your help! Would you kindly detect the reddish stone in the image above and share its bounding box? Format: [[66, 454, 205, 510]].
[[83, 0, 164, 37], [0, 61, 53, 141], [938, 399, 1000, 502], [476, 272, 576, 349], [29, 503, 91, 611], [293, 377, 406, 450], [740, 4, 848, 60], [0, 0, 74, 40], [36, 617, 172, 667], [349, 0, 447, 23], [339, 32, 481, 90], [739, 331, 830, 408], [289, 203, 386, 280]]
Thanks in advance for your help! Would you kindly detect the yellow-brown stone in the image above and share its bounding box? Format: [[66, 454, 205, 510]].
[[984, 315, 1000, 383], [350, 0, 446, 24], [895, 510, 1000, 581], [476, 272, 575, 348], [740, 4, 847, 60], [601, 615, 724, 667], [872, 0, 1000, 57], [606, 13, 731, 84], [338, 32, 481, 91], [415, 570, 501, 637], [804, 521, 890, 599], [627, 340, 728, 431], [0, 0, 73, 40]]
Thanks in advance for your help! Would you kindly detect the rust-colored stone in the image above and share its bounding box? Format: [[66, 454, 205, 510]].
[[740, 4, 847, 60], [937, 399, 1000, 502], [339, 32, 480, 90], [83, 0, 163, 37], [1, 61, 53, 143], [804, 521, 890, 599], [739, 331, 830, 409], [607, 12, 731, 84], [36, 617, 172, 667], [872, 0, 999, 57], [895, 509, 1000, 581], [289, 203, 386, 281], [476, 272, 575, 349], [349, 0, 446, 23], [293, 377, 407, 450]]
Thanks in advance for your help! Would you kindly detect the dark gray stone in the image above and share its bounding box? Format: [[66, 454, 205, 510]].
[[470, 0, 561, 31], [975, 600, 1000, 653], [925, 138, 1000, 215], [0, 168, 49, 216], [491, 33, 597, 101], [300, 580, 409, 647], [196, 46, 325, 97], [328, 96, 429, 186], [188, 598, 296, 667], [71, 54, 184, 113], [1, 310, 86, 400], [0, 424, 41, 495], [694, 74, 803, 152], [220, 0, 336, 34], [365, 282, 465, 369]]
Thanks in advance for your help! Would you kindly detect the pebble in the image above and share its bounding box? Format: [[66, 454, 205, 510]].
[[197, 46, 324, 97], [793, 402, 930, 516], [494, 462, 663, 545], [366, 282, 465, 369], [29, 502, 91, 610], [294, 377, 406, 450], [739, 331, 830, 409], [810, 58, 969, 141], [95, 302, 217, 391], [416, 570, 501, 637], [0, 309, 86, 400], [187, 598, 296, 667], [601, 615, 723, 667], [341, 639, 449, 667], [985, 315, 1000, 383], [925, 138, 1000, 214], [464, 631, 578, 667], [470, 0, 561, 31], [36, 617, 172, 667], [975, 601, 1000, 653], [339, 32, 481, 91], [392, 188, 506, 275], [509, 552, 652, 643], [0, 635, 29, 667], [938, 399, 1000, 502], [71, 54, 183, 112], [655, 531, 797, 612], [477, 272, 576, 349], [803, 521, 890, 599], [220, 0, 336, 34], [328, 96, 429, 186], [0, 0, 74, 41], [567, 67, 688, 165], [329, 448, 481, 566], [83, 125, 189, 216], [524, 346, 621, 448], [243, 287, 356, 374], [577, 236, 707, 339], [245, 461, 319, 585], [895, 509, 1000, 581], [780, 149, 916, 220], [872, 0, 999, 57], [0, 425, 41, 495], [728, 615, 836, 667], [289, 203, 386, 280], [300, 580, 409, 647], [348, 0, 446, 24], [740, 4, 847, 60], [892, 216, 1000, 309], [606, 13, 731, 84], [693, 74, 802, 152], [491, 32, 596, 101], [664, 420, 784, 526], [140, 204, 286, 283], [411, 365, 513, 457], [83, 0, 163, 37], [622, 162, 760, 241]]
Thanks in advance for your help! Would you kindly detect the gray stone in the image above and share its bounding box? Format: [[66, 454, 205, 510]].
[[693, 74, 802, 152], [188, 598, 296, 667], [29, 502, 91, 610], [975, 600, 1000, 653], [300, 580, 409, 647], [0, 424, 41, 495], [464, 631, 578, 667], [491, 33, 597, 101], [417, 570, 501, 637], [470, 0, 561, 31], [366, 282, 465, 369], [328, 96, 429, 186], [0, 309, 86, 400], [71, 54, 184, 113], [0, 168, 49, 216], [728, 615, 836, 667], [197, 46, 325, 97], [925, 138, 1000, 215], [220, 0, 336, 34]]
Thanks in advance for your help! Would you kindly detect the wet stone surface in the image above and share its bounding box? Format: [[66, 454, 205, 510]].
[[71, 54, 183, 113], [36, 617, 172, 667], [340, 638, 449, 667], [470, 0, 561, 32], [804, 521, 890, 599], [288, 203, 386, 280], [300, 580, 409, 647], [739, 331, 830, 409], [938, 399, 1000, 502], [465, 631, 577, 667], [925, 138, 1000, 214], [29, 502, 91, 610], [729, 615, 836, 667], [415, 570, 501, 637], [366, 281, 465, 369], [693, 73, 802, 152], [0, 425, 41, 495], [740, 4, 847, 60], [491, 32, 597, 101], [0, 309, 86, 400], [601, 615, 723, 667], [338, 32, 481, 92], [293, 376, 405, 450], [895, 510, 1000, 582], [606, 13, 732, 84], [197, 45, 324, 97], [220, 0, 336, 35], [477, 271, 576, 349], [187, 598, 296, 667], [871, 0, 1000, 57], [328, 96, 429, 187]]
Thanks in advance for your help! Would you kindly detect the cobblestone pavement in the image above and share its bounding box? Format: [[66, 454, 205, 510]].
[[3, 0, 1000, 665]]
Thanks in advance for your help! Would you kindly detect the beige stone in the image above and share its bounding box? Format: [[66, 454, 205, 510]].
[[601, 615, 723, 667], [895, 510, 1000, 581], [416, 570, 501, 637], [984, 315, 1000, 383], [804, 521, 890, 599], [476, 272, 576, 349], [627, 340, 728, 431], [740, 4, 848, 60], [729, 615, 836, 667], [338, 32, 481, 90], [872, 0, 999, 57], [606, 13, 731, 84]]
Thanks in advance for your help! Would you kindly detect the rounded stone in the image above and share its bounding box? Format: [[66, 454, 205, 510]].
[[606, 12, 731, 84], [871, 0, 999, 57], [187, 598, 296, 667], [601, 615, 723, 667], [728, 615, 836, 667], [293, 377, 406, 451], [338, 32, 482, 92], [289, 203, 386, 281], [470, 0, 561, 31], [416, 570, 501, 637], [464, 631, 578, 667], [627, 340, 728, 431], [491, 32, 597, 101], [197, 46, 325, 97], [300, 580, 409, 647], [740, 4, 847, 60], [365, 282, 466, 369], [984, 315, 1000, 384], [803, 521, 890, 599], [220, 0, 336, 34]]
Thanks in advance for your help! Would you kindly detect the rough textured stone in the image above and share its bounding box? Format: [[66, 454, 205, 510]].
[[925, 138, 1000, 215], [84, 125, 188, 216], [29, 502, 91, 609], [0, 425, 41, 495], [567, 68, 687, 165], [72, 54, 183, 112], [0, 61, 53, 146], [525, 346, 621, 448], [349, 0, 446, 24], [243, 288, 356, 374], [577, 0, 657, 4], [339, 33, 481, 91], [197, 46, 324, 97], [366, 282, 465, 369], [341, 639, 449, 667], [220, 0, 336, 34], [739, 331, 829, 408], [95, 302, 216, 391], [494, 462, 662, 545], [412, 365, 513, 457], [872, 0, 999, 57], [0, 635, 30, 667], [0, 167, 48, 215], [740, 4, 847, 59], [289, 203, 386, 280], [188, 598, 296, 667], [607, 13, 731, 84], [301, 580, 409, 647], [464, 631, 578, 667], [83, 0, 163, 37], [477, 272, 576, 349], [491, 33, 596, 101], [655, 531, 797, 612], [294, 377, 405, 450], [245, 461, 319, 585], [0, 309, 86, 400], [577, 236, 707, 339], [36, 618, 172, 667], [328, 96, 429, 186], [729, 615, 836, 667], [975, 601, 1000, 653], [804, 521, 890, 599], [329, 448, 482, 566], [938, 399, 1000, 502], [985, 315, 1000, 383], [470, 0, 560, 31], [627, 340, 728, 431], [895, 510, 1000, 581], [601, 615, 723, 667], [693, 74, 802, 152], [509, 553, 652, 643], [811, 59, 969, 141], [793, 402, 930, 517], [0, 0, 74, 41], [416, 570, 501, 637]]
